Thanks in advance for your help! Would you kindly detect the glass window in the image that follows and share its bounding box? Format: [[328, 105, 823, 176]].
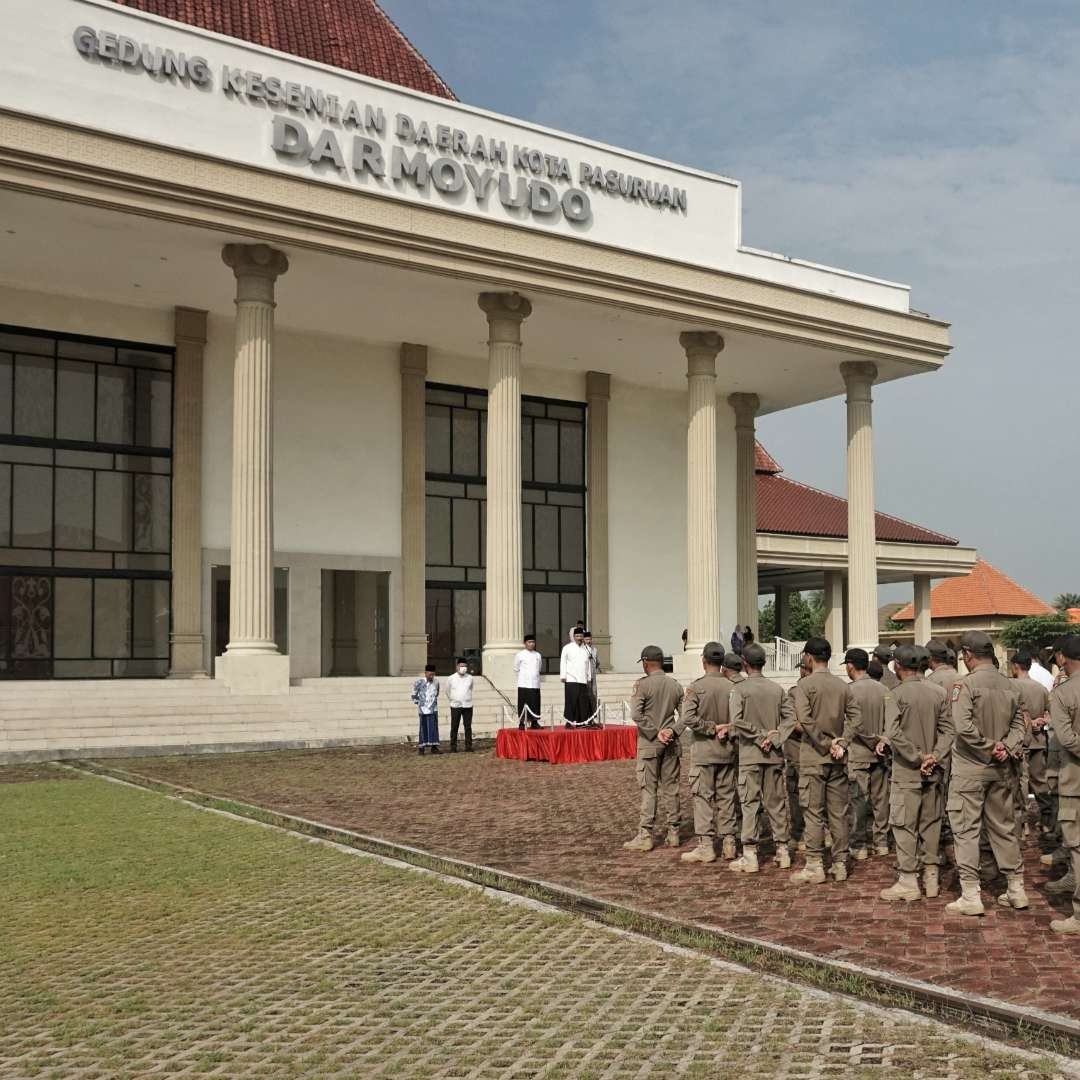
[[452, 497, 479, 567], [0, 444, 51, 464], [0, 332, 52, 356], [453, 589, 481, 659], [425, 404, 451, 473], [534, 591, 560, 661], [133, 474, 170, 553], [522, 504, 533, 570], [116, 347, 171, 371], [54, 469, 93, 549], [97, 365, 134, 444], [451, 407, 479, 476], [93, 578, 131, 658], [559, 423, 584, 486], [12, 466, 52, 547], [54, 577, 92, 658], [59, 339, 113, 363], [14, 355, 54, 438], [533, 504, 559, 570], [132, 578, 169, 658], [0, 354, 11, 435], [95, 471, 132, 551], [560, 507, 584, 572], [57, 360, 96, 442], [521, 419, 533, 482], [425, 495, 451, 565], [135, 369, 172, 448], [533, 418, 558, 484], [0, 464, 9, 546]]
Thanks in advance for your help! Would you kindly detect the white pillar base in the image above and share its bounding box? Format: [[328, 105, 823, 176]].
[[482, 646, 520, 696], [216, 652, 290, 694], [673, 651, 705, 678]]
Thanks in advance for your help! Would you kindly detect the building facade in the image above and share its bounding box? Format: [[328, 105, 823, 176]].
[[0, 0, 961, 754]]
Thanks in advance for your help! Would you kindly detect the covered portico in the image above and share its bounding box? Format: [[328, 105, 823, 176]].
[[0, 0, 952, 711]]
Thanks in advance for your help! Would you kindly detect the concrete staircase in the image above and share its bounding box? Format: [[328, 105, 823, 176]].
[[0, 672, 647, 763]]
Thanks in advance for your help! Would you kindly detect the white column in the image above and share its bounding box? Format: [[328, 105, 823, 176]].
[[586, 371, 612, 670], [841, 361, 879, 651], [729, 392, 759, 635], [824, 570, 844, 650], [678, 331, 724, 672], [218, 243, 290, 693], [169, 306, 207, 676], [913, 574, 933, 645], [400, 343, 429, 675], [479, 292, 532, 689]]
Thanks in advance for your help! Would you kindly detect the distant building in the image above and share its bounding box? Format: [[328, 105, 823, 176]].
[[891, 559, 1054, 665]]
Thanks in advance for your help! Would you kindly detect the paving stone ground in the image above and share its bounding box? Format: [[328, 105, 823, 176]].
[[1, 764, 1074, 1079], [111, 744, 1080, 1024]]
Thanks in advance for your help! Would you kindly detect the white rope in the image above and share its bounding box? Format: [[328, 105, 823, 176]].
[[518, 705, 542, 721]]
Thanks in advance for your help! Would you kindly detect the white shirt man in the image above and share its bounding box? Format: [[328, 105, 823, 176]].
[[1030, 658, 1054, 692], [560, 631, 593, 726], [514, 636, 543, 729], [446, 659, 475, 752]]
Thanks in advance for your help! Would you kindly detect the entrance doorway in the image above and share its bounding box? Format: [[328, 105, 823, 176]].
[[210, 565, 289, 674], [320, 570, 389, 676]]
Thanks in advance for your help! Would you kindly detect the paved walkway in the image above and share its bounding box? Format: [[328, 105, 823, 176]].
[[114, 744, 1080, 1024], [1, 764, 1072, 1079]]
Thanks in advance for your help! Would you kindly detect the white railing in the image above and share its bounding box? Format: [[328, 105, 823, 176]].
[[772, 636, 807, 672]]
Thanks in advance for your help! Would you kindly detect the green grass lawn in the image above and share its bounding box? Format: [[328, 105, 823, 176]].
[[0, 766, 1068, 1079]]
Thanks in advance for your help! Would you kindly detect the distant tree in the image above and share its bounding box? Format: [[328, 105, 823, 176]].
[[1053, 592, 1080, 612], [1000, 614, 1076, 650], [884, 617, 905, 633], [758, 600, 775, 640], [758, 592, 826, 641]]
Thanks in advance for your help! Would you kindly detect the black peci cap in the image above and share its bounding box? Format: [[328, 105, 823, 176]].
[[872, 644, 893, 662], [844, 647, 870, 667], [925, 638, 949, 660]]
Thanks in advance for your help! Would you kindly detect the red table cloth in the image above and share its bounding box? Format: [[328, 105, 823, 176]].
[[495, 725, 636, 764]]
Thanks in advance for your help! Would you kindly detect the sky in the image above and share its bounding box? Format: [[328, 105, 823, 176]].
[[382, 0, 1080, 605]]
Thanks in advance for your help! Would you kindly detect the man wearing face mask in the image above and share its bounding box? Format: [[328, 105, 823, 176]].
[[447, 657, 475, 752]]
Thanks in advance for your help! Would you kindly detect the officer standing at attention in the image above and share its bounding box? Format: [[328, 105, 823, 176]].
[[729, 642, 796, 872], [662, 642, 739, 863], [873, 645, 899, 690], [844, 648, 892, 861], [1047, 635, 1080, 933], [789, 637, 862, 884], [945, 630, 1028, 916], [722, 652, 746, 684], [1010, 648, 1051, 837], [624, 645, 683, 852], [926, 639, 961, 688], [880, 645, 954, 902], [785, 656, 812, 849]]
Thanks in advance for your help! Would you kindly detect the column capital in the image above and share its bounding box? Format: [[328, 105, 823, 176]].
[[840, 360, 878, 388], [680, 331, 724, 378], [174, 306, 208, 346], [586, 370, 611, 400], [400, 342, 429, 377], [222, 244, 289, 305], [478, 291, 532, 323], [728, 392, 760, 426]]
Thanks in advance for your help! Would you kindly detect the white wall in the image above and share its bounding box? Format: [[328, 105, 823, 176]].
[[607, 382, 738, 672], [202, 320, 401, 556]]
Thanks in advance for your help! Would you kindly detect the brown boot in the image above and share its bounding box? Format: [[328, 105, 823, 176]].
[[874, 843, 890, 857], [721, 835, 737, 860], [996, 874, 1029, 910], [680, 838, 716, 864], [775, 844, 792, 869], [665, 827, 681, 848], [622, 829, 656, 852], [1050, 916, 1080, 934], [880, 872, 921, 902], [946, 881, 985, 916], [830, 859, 848, 883], [1046, 870, 1076, 894], [851, 847, 870, 861], [791, 858, 826, 885], [728, 846, 759, 873]]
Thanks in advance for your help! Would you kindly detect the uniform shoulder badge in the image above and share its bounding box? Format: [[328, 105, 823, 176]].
[[950, 683, 961, 702]]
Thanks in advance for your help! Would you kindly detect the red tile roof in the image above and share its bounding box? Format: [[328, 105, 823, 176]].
[[892, 559, 1054, 621], [108, 0, 457, 99], [753, 442, 957, 546]]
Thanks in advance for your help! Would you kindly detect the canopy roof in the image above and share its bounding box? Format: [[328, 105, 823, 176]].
[[754, 444, 957, 546]]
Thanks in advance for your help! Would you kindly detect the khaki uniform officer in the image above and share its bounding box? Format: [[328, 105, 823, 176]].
[[945, 630, 1028, 916], [785, 657, 812, 849], [1010, 649, 1052, 835], [1048, 635, 1080, 933], [665, 642, 739, 863], [624, 646, 683, 852], [873, 645, 899, 690], [845, 648, 892, 860], [880, 645, 954, 902], [789, 636, 863, 884], [729, 642, 796, 873], [926, 639, 962, 690]]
